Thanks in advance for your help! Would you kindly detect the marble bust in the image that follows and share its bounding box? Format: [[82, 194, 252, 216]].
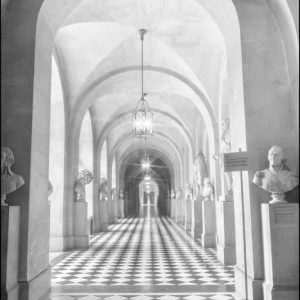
[[176, 189, 182, 200], [119, 189, 124, 201], [202, 177, 214, 200], [171, 189, 176, 199], [99, 177, 108, 201], [185, 183, 193, 200], [74, 170, 93, 202], [252, 145, 298, 203], [111, 187, 117, 201], [1, 147, 25, 206]]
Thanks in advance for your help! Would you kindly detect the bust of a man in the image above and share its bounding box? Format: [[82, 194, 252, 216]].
[[111, 188, 117, 201], [176, 189, 182, 199], [1, 147, 25, 206], [202, 177, 214, 200], [74, 170, 93, 202], [171, 189, 176, 199], [119, 189, 124, 200], [185, 183, 193, 200], [253, 145, 298, 203]]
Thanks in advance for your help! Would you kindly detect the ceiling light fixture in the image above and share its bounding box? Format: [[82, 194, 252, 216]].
[[132, 29, 153, 138]]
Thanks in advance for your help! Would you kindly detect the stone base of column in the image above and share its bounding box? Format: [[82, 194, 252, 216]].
[[216, 199, 236, 264], [98, 200, 108, 231], [234, 265, 263, 300], [262, 203, 299, 300], [1, 206, 20, 300], [18, 266, 51, 300], [74, 202, 89, 249], [217, 244, 236, 265], [201, 201, 216, 248], [191, 199, 202, 238], [49, 236, 74, 252]]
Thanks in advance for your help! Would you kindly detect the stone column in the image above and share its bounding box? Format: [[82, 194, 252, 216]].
[[1, 206, 20, 300], [74, 202, 89, 248], [191, 196, 203, 239], [185, 196, 192, 231], [261, 203, 299, 300], [201, 200, 216, 247], [98, 200, 108, 231], [216, 195, 236, 264]]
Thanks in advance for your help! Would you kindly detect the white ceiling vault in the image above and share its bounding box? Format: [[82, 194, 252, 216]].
[[50, 0, 239, 182]]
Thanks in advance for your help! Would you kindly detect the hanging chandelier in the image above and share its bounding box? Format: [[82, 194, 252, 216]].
[[132, 29, 153, 138]]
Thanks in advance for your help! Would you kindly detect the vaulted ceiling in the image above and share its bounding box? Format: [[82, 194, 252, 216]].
[[50, 0, 238, 184]]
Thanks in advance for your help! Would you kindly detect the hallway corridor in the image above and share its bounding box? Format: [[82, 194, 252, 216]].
[[51, 208, 235, 300]]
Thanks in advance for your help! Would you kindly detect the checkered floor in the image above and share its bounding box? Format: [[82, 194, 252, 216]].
[[51, 207, 235, 299], [51, 293, 235, 299]]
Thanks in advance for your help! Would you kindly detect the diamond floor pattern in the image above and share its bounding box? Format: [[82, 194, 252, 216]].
[[51, 208, 235, 299]]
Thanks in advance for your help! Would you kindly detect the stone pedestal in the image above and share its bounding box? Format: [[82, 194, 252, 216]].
[[191, 198, 202, 238], [176, 196, 183, 224], [111, 200, 118, 223], [185, 197, 192, 231], [171, 197, 177, 220], [118, 199, 124, 219], [216, 197, 236, 264], [74, 202, 89, 249], [166, 197, 171, 216], [261, 203, 299, 300], [1, 206, 20, 300], [201, 201, 216, 248], [98, 200, 108, 231]]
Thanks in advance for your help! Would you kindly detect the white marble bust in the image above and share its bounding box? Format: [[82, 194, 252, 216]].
[[185, 183, 193, 200], [252, 145, 298, 203], [1, 147, 25, 206], [74, 170, 93, 202], [202, 177, 214, 200], [176, 189, 182, 199], [119, 189, 124, 200], [171, 189, 176, 199]]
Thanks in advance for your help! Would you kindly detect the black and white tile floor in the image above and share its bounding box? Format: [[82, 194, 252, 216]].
[[51, 208, 235, 300]]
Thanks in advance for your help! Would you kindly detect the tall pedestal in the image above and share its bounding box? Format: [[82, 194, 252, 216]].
[[201, 201, 216, 248], [176, 196, 183, 224], [261, 203, 299, 300], [1, 206, 20, 300], [216, 196, 236, 264], [185, 197, 192, 231], [171, 197, 177, 220], [98, 200, 108, 231], [191, 198, 202, 238], [118, 199, 124, 219], [74, 202, 89, 249], [111, 200, 118, 223], [107, 201, 113, 224], [166, 197, 171, 216]]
